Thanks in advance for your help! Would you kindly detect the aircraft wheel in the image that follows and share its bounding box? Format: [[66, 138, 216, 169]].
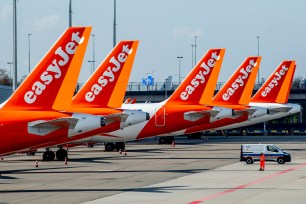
[[43, 151, 55, 161], [105, 143, 115, 152], [27, 151, 36, 156], [56, 149, 68, 161], [159, 137, 166, 144]]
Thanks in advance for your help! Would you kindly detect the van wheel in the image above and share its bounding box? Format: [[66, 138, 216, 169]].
[[246, 157, 254, 164], [277, 157, 285, 164]]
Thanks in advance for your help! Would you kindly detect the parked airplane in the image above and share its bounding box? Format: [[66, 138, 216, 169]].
[[25, 40, 149, 160], [158, 56, 265, 136], [181, 60, 299, 135], [0, 27, 104, 156], [216, 61, 300, 131], [73, 48, 240, 151], [75, 57, 299, 148]]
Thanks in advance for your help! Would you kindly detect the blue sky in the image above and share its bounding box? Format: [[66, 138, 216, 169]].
[[0, 0, 305, 83]]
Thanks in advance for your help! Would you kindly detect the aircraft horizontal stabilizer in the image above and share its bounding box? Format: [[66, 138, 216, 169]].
[[28, 117, 79, 136], [268, 107, 292, 115], [184, 110, 219, 122]]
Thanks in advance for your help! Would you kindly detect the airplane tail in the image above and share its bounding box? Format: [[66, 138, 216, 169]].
[[165, 48, 225, 105], [251, 60, 296, 103], [71, 41, 139, 108], [160, 76, 173, 91], [212, 56, 262, 105], [1, 27, 91, 111]]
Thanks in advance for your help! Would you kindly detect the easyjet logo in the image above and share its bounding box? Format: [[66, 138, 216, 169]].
[[180, 52, 220, 100], [85, 44, 132, 102], [261, 65, 288, 97], [222, 59, 257, 101], [24, 32, 84, 104]]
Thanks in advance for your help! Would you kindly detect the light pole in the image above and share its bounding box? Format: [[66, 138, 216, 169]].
[[165, 77, 168, 100], [194, 36, 198, 66], [88, 60, 95, 74], [256, 35, 266, 135], [92, 34, 95, 71], [28, 33, 32, 74], [13, 0, 17, 91], [69, 0, 72, 27], [256, 36, 260, 84], [177, 56, 183, 84], [113, 0, 117, 47], [191, 44, 194, 67], [7, 62, 13, 87]]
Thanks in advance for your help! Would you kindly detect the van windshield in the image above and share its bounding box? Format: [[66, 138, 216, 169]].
[[273, 145, 282, 152]]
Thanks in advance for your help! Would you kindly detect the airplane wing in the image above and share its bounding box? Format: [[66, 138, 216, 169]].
[[104, 113, 129, 124], [234, 108, 257, 116], [268, 107, 292, 114], [28, 117, 79, 136], [184, 110, 219, 122], [29, 117, 79, 129]]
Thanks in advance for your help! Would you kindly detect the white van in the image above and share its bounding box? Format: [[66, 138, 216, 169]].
[[240, 144, 291, 164]]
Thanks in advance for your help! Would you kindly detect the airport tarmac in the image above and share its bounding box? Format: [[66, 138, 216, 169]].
[[1, 136, 306, 204]]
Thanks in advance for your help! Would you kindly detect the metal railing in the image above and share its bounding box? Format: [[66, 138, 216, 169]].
[[2, 81, 305, 94], [76, 81, 281, 93]]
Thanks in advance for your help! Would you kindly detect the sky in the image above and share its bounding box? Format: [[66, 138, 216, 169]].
[[0, 0, 305, 84]]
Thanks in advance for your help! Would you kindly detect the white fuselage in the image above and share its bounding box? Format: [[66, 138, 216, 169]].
[[75, 103, 233, 143], [216, 103, 301, 130], [76, 102, 166, 143], [75, 102, 301, 144]]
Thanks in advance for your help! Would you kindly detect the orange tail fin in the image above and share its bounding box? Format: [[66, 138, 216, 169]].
[[1, 27, 91, 111], [71, 41, 139, 108], [212, 56, 261, 105], [251, 61, 296, 103], [165, 48, 225, 105]]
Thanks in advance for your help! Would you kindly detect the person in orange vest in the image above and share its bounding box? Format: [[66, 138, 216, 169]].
[[259, 153, 265, 171]]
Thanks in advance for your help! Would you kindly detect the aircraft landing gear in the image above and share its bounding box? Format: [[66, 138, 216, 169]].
[[56, 148, 68, 161], [115, 142, 125, 152], [42, 149, 55, 161], [26, 151, 36, 156], [104, 142, 126, 152], [105, 143, 115, 151]]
